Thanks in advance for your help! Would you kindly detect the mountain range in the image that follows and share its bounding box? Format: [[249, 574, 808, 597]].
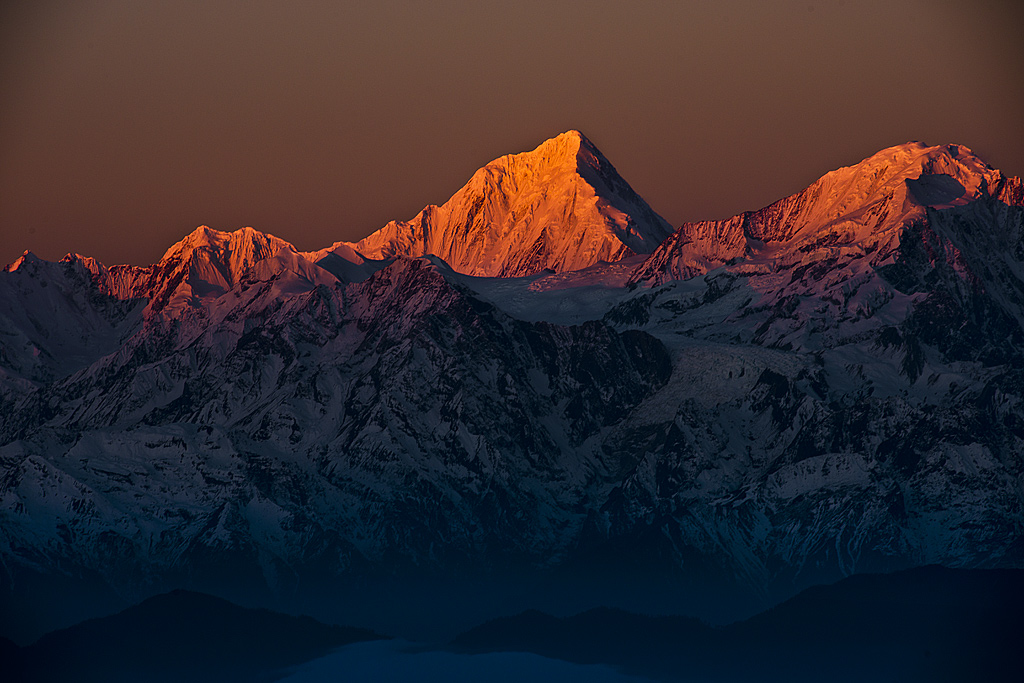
[[1, 589, 382, 682], [1, 131, 1022, 643], [4, 566, 1018, 682], [453, 566, 1024, 683]]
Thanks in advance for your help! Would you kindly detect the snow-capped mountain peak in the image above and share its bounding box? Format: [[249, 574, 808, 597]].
[[629, 141, 1017, 287], [157, 225, 297, 279], [89, 226, 336, 315], [347, 131, 674, 277]]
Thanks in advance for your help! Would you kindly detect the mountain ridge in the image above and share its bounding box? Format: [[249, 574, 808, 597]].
[[453, 566, 1024, 683]]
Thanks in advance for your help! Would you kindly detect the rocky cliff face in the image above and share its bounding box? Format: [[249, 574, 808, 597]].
[[1, 141, 1022, 639]]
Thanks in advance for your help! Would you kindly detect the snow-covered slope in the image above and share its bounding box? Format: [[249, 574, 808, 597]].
[[347, 131, 674, 277]]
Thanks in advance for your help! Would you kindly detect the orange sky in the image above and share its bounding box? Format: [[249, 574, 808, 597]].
[[2, 0, 1022, 268]]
